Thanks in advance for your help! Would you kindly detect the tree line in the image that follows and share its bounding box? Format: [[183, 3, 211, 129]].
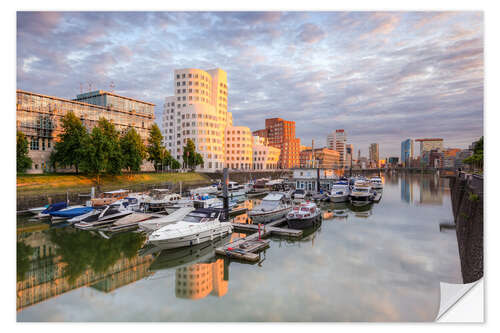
[[16, 111, 204, 176]]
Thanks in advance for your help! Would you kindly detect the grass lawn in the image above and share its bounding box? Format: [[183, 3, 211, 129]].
[[17, 172, 211, 195]]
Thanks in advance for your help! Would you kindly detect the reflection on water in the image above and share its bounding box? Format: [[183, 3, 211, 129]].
[[17, 173, 461, 322]]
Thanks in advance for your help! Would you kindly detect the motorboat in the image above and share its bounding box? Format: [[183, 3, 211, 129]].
[[286, 201, 322, 229], [189, 185, 218, 196], [91, 189, 129, 207], [49, 206, 93, 221], [28, 204, 49, 215], [328, 182, 350, 203], [292, 189, 307, 200], [165, 195, 222, 214], [67, 206, 105, 224], [248, 192, 292, 224], [349, 181, 374, 206], [74, 202, 134, 230], [138, 207, 195, 233], [370, 177, 384, 190], [311, 191, 329, 202], [225, 181, 249, 197], [144, 189, 182, 211], [36, 202, 68, 218], [147, 208, 233, 249]]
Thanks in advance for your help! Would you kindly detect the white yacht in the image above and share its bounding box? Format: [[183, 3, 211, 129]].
[[349, 181, 373, 205], [74, 202, 133, 230], [328, 182, 350, 203], [370, 177, 384, 190], [164, 195, 222, 214], [226, 181, 248, 197], [248, 192, 292, 224], [292, 189, 307, 200], [138, 207, 195, 233], [144, 189, 182, 211], [189, 185, 219, 196], [147, 208, 233, 249]]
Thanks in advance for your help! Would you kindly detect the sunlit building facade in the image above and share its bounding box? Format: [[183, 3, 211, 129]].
[[225, 126, 253, 170], [299, 148, 340, 169], [252, 136, 280, 170], [327, 129, 347, 168], [16, 90, 155, 173], [162, 68, 230, 172], [253, 118, 300, 169], [369, 143, 380, 168]]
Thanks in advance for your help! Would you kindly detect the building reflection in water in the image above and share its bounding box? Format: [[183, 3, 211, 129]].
[[419, 174, 443, 205], [175, 259, 228, 300], [400, 174, 414, 204], [16, 228, 153, 311]]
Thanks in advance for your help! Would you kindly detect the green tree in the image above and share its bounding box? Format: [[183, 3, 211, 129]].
[[120, 127, 146, 174], [147, 124, 165, 171], [52, 112, 88, 173], [182, 139, 204, 170], [97, 118, 122, 175], [16, 131, 32, 173], [464, 136, 483, 171], [80, 126, 110, 184]]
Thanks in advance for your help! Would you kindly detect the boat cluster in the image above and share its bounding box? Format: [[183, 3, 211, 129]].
[[292, 176, 384, 206], [25, 176, 383, 252]]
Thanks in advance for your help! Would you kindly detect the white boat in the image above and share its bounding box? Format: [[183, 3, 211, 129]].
[[292, 189, 307, 200], [328, 182, 350, 203], [286, 201, 322, 229], [144, 189, 182, 211], [147, 208, 233, 249], [189, 185, 218, 196], [165, 195, 222, 214], [138, 207, 195, 233], [248, 192, 292, 224], [74, 202, 134, 230], [226, 181, 249, 197], [370, 177, 384, 190], [28, 205, 49, 215], [349, 181, 373, 205]]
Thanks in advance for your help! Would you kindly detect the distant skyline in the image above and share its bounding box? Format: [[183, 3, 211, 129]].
[[17, 11, 483, 157]]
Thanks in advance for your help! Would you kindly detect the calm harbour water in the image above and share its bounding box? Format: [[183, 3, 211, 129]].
[[16, 173, 461, 322]]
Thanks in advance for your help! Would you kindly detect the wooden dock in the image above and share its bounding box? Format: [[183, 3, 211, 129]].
[[215, 218, 303, 262]]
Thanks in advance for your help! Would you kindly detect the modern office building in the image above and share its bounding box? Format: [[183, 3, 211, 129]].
[[252, 136, 280, 170], [345, 144, 353, 168], [415, 138, 444, 156], [327, 129, 347, 168], [17, 90, 155, 173], [299, 148, 340, 169], [401, 138, 414, 168], [161, 68, 231, 172], [369, 143, 379, 168], [253, 118, 301, 169]]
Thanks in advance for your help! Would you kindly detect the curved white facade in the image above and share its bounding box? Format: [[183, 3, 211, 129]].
[[162, 68, 276, 172], [162, 68, 231, 172]]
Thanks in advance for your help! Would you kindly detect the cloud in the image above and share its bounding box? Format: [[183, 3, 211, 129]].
[[16, 11, 483, 157], [297, 23, 326, 44]]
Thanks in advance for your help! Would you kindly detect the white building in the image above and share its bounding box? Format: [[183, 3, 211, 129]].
[[327, 129, 347, 168], [161, 68, 275, 172], [162, 68, 231, 172], [252, 136, 280, 170]]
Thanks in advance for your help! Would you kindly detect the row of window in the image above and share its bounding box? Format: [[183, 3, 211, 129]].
[[30, 137, 51, 151]]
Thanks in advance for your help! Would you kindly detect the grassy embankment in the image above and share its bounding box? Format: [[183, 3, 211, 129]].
[[17, 172, 211, 196]]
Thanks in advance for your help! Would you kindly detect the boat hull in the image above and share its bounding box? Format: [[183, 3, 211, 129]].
[[287, 214, 322, 229], [249, 206, 291, 224], [148, 224, 233, 249], [330, 194, 349, 203]]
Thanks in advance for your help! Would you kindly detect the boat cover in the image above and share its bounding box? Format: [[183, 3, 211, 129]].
[[41, 202, 67, 214], [50, 207, 94, 218]]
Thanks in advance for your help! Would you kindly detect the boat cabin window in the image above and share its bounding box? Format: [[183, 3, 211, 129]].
[[355, 188, 369, 192], [300, 207, 310, 212], [184, 212, 219, 223], [295, 189, 305, 194]]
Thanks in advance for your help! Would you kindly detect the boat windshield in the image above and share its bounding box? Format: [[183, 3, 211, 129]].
[[295, 190, 305, 194], [354, 188, 369, 192], [184, 212, 218, 223]]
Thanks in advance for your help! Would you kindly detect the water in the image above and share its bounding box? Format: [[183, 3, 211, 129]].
[[16, 173, 461, 322]]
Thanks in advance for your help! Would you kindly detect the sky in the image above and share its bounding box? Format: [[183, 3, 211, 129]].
[[16, 11, 483, 158]]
